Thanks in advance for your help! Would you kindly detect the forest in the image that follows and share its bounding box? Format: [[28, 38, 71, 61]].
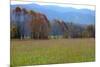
[[10, 7, 95, 39]]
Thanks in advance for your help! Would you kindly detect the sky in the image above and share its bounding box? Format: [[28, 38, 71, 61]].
[[11, 0, 96, 5], [11, 0, 95, 10]]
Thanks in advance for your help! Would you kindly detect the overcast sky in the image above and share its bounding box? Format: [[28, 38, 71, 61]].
[[11, 0, 95, 5], [11, 0, 95, 10]]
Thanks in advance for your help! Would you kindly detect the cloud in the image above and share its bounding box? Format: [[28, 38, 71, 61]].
[[11, 0, 95, 10], [18, 0, 95, 5]]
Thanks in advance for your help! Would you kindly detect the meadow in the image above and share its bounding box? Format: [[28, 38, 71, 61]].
[[10, 38, 95, 66]]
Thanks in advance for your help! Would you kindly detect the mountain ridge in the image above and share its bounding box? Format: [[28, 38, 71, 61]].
[[11, 3, 95, 24]]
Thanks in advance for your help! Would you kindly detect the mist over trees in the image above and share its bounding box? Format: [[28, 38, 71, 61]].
[[10, 7, 95, 39]]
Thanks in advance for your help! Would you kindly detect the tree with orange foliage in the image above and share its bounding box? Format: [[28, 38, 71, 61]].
[[28, 10, 50, 39]]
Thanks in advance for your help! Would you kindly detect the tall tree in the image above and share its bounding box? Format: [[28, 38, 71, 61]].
[[28, 10, 50, 39], [14, 7, 22, 39]]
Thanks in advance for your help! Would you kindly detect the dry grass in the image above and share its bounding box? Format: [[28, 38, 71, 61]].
[[10, 38, 95, 66]]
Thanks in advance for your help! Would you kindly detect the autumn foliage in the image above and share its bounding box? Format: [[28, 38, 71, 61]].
[[10, 7, 95, 39]]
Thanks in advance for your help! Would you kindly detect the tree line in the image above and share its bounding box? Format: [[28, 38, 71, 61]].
[[10, 7, 95, 39]]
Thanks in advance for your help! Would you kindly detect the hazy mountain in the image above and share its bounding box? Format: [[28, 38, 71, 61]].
[[11, 3, 95, 24]]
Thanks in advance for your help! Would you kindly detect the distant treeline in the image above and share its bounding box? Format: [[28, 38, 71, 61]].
[[10, 7, 95, 39]]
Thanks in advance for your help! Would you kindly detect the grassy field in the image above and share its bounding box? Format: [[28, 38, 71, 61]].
[[10, 38, 95, 66]]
